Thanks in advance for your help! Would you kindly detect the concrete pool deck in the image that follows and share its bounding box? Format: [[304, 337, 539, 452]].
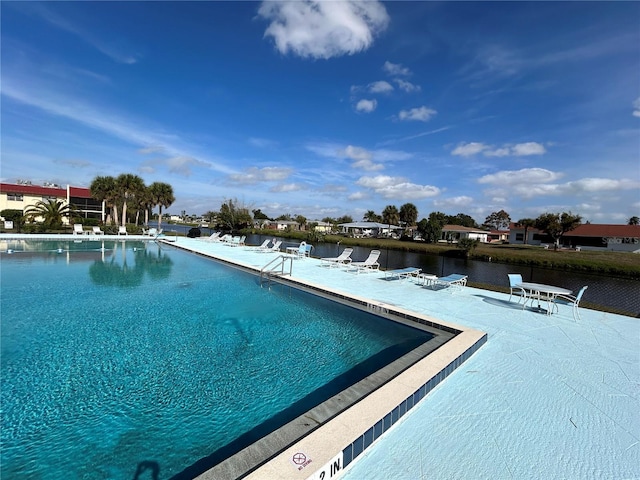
[[163, 237, 639, 480]]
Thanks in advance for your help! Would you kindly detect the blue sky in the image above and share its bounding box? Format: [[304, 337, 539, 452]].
[[2, 1, 639, 224]]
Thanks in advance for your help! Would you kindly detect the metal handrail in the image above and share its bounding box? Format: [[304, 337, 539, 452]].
[[260, 255, 293, 288]]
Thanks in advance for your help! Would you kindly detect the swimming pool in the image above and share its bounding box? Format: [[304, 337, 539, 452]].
[[1, 240, 446, 479]]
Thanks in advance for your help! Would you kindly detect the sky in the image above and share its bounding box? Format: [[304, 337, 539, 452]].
[[1, 1, 639, 225]]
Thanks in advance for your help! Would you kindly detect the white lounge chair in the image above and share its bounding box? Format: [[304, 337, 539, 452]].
[[247, 239, 270, 251], [424, 273, 468, 292], [347, 250, 380, 274], [201, 232, 221, 242], [384, 267, 421, 281], [73, 224, 86, 235], [555, 285, 588, 320], [258, 240, 282, 253], [91, 226, 105, 235], [508, 273, 526, 303], [117, 226, 128, 236], [320, 248, 353, 268]]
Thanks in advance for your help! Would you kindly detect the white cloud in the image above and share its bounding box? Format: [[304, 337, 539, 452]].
[[394, 79, 421, 93], [452, 141, 547, 157], [342, 145, 384, 171], [356, 175, 440, 199], [383, 61, 411, 76], [270, 183, 303, 192], [348, 191, 368, 200], [249, 137, 278, 148], [633, 97, 640, 117], [355, 99, 377, 113], [434, 196, 474, 209], [398, 106, 437, 122], [368, 81, 393, 93], [258, 0, 389, 59], [452, 142, 488, 157], [511, 142, 546, 156], [478, 168, 563, 185], [228, 166, 293, 184]]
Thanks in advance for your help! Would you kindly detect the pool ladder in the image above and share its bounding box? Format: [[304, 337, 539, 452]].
[[260, 255, 294, 288]]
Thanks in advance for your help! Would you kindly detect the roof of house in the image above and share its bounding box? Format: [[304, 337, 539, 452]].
[[0, 183, 92, 199], [442, 224, 488, 234], [567, 223, 640, 238]]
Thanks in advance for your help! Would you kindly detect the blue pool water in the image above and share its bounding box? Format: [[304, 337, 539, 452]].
[[0, 241, 433, 479]]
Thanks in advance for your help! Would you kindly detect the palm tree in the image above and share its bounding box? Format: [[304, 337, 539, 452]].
[[116, 174, 146, 227], [516, 218, 536, 245], [90, 175, 119, 225], [363, 210, 381, 222], [149, 182, 175, 229], [399, 203, 418, 228], [381, 205, 399, 237], [24, 199, 73, 229]]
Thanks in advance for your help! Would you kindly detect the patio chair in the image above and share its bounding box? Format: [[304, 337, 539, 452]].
[[555, 286, 588, 320], [73, 224, 86, 235], [91, 226, 105, 235], [320, 247, 353, 268], [347, 250, 381, 274], [117, 226, 128, 236], [508, 274, 526, 303]]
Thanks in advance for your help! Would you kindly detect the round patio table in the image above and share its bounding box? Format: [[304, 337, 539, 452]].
[[518, 282, 572, 315]]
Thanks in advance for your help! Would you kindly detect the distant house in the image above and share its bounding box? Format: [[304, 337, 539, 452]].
[[440, 225, 488, 243], [267, 220, 302, 231], [487, 229, 510, 243], [312, 221, 333, 233], [509, 223, 640, 252], [0, 182, 103, 223], [338, 221, 401, 238]]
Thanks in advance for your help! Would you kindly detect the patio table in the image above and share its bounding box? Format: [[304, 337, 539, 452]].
[[518, 282, 572, 315]]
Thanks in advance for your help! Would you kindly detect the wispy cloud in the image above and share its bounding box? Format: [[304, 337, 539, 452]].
[[383, 61, 411, 76], [258, 0, 389, 59], [12, 2, 139, 64], [2, 78, 234, 175], [452, 141, 546, 157], [633, 97, 640, 117], [228, 166, 293, 185]]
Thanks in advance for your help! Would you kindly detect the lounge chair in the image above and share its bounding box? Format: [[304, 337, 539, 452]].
[[320, 247, 353, 268], [200, 232, 220, 242], [383, 267, 421, 281], [246, 239, 271, 251], [424, 273, 468, 292], [258, 240, 282, 253], [117, 226, 128, 236], [347, 250, 381, 274], [91, 226, 105, 235], [555, 285, 588, 320], [73, 224, 86, 235], [508, 273, 526, 303]]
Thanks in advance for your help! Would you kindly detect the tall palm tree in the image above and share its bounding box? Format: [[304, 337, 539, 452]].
[[24, 199, 73, 229], [399, 203, 418, 228], [90, 175, 119, 225], [382, 205, 399, 237], [363, 210, 381, 222], [149, 182, 175, 229], [116, 174, 146, 227]]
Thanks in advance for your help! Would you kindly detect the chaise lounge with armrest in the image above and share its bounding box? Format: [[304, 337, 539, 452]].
[[346, 250, 381, 274], [320, 247, 353, 268]]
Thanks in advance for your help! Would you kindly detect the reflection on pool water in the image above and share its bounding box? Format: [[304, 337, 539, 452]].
[[0, 241, 435, 479]]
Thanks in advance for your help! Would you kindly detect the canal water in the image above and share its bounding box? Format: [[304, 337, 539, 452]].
[[157, 226, 639, 316]]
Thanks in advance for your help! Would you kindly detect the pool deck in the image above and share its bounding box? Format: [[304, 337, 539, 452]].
[[162, 238, 639, 480], [2, 234, 637, 479]]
